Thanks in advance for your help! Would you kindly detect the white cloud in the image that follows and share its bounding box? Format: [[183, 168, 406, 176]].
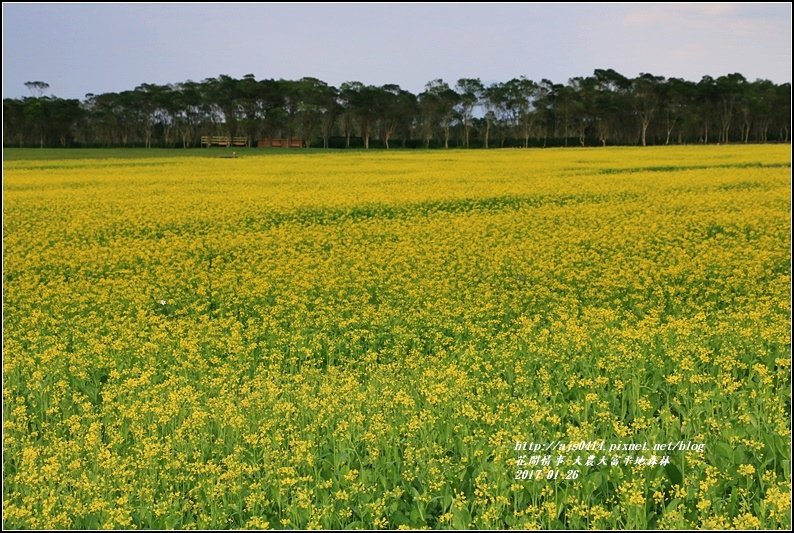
[[623, 3, 743, 29], [676, 3, 739, 17]]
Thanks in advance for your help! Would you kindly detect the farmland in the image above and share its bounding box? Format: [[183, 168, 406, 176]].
[[2, 145, 791, 529]]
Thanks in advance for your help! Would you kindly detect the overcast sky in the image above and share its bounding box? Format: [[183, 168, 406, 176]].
[[3, 3, 791, 99]]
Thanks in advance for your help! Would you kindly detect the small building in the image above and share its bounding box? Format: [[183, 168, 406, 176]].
[[258, 138, 305, 148]]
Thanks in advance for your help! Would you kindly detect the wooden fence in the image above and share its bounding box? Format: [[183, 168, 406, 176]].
[[201, 135, 248, 147]]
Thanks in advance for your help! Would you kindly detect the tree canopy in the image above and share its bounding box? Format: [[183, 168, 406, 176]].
[[4, 71, 790, 148]]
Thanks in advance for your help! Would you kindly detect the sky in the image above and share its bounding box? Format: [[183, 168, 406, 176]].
[[2, 2, 791, 100]]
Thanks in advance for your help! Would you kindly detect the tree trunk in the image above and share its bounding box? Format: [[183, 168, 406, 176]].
[[721, 111, 731, 144], [484, 120, 491, 149], [641, 119, 649, 146], [563, 111, 569, 147]]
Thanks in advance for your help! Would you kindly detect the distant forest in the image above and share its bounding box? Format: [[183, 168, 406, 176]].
[[3, 70, 790, 149]]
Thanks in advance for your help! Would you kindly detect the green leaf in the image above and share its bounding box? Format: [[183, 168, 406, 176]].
[[713, 441, 734, 468], [733, 444, 750, 464], [665, 498, 682, 512], [664, 463, 683, 486], [714, 441, 733, 457], [452, 507, 470, 530]]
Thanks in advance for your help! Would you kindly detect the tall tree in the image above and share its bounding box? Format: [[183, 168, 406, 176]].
[[25, 81, 50, 97], [481, 82, 505, 149], [659, 78, 694, 145], [48, 98, 82, 146], [455, 78, 483, 148], [567, 77, 592, 147], [592, 69, 631, 146], [552, 83, 576, 147], [293, 78, 339, 148], [23, 96, 48, 148], [418, 79, 458, 148], [696, 76, 718, 144], [3, 98, 26, 147], [533, 79, 555, 147], [340, 81, 378, 149], [775, 82, 790, 142], [503, 77, 538, 148], [376, 84, 415, 149], [715, 73, 747, 144], [633, 73, 665, 146]]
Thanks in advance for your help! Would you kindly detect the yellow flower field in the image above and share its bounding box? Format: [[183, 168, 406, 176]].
[[3, 145, 791, 529]]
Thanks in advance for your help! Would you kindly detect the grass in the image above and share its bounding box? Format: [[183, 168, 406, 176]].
[[2, 146, 300, 161]]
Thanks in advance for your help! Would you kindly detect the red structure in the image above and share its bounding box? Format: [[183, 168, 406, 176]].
[[257, 138, 306, 148]]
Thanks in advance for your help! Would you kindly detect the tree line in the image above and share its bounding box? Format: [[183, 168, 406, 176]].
[[3, 70, 790, 149]]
